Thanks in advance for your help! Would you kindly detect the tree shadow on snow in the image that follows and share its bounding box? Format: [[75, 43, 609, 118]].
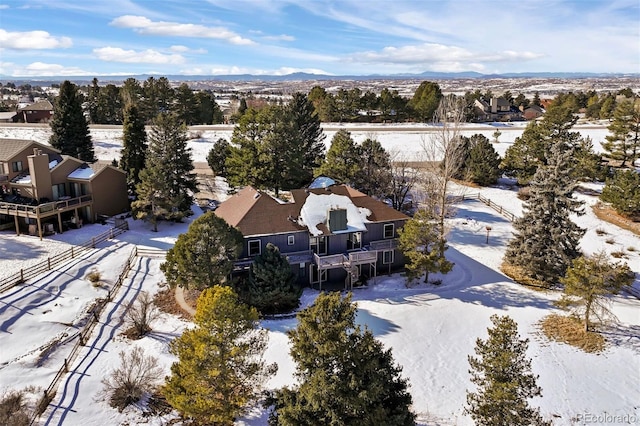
[[600, 322, 640, 354], [356, 308, 401, 337]]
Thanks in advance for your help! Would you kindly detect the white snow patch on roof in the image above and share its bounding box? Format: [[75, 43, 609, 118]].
[[299, 192, 371, 236], [14, 174, 31, 184], [68, 166, 94, 179]]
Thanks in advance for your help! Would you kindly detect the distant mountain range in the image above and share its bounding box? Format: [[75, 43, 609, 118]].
[[2, 71, 638, 85]]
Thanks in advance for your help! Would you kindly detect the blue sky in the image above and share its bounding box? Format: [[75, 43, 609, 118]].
[[0, 0, 638, 77]]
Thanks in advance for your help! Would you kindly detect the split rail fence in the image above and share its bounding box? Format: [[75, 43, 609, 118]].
[[29, 245, 138, 425], [0, 223, 128, 293], [454, 192, 517, 222]]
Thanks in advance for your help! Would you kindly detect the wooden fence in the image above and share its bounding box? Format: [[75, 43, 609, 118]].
[[0, 222, 129, 294], [30, 246, 139, 425], [454, 192, 518, 222]]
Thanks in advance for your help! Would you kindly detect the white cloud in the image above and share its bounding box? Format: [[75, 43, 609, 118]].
[[0, 5, 9, 10], [169, 45, 207, 54], [110, 15, 254, 45], [3, 62, 90, 77], [93, 47, 185, 64], [348, 43, 543, 66], [0, 29, 72, 49], [262, 34, 295, 42], [179, 65, 330, 76]]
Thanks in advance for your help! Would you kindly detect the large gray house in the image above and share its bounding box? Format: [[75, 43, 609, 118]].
[[214, 184, 409, 289]]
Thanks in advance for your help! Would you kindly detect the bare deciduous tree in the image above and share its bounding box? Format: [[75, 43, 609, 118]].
[[388, 149, 423, 212], [420, 94, 468, 241]]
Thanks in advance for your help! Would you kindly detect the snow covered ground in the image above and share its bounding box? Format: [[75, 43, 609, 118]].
[[0, 123, 639, 425], [0, 121, 614, 166]]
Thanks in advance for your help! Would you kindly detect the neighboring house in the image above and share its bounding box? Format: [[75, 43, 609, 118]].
[[0, 139, 128, 238], [473, 97, 523, 122], [0, 111, 18, 123], [522, 104, 545, 120], [214, 184, 409, 289], [13, 99, 54, 123]]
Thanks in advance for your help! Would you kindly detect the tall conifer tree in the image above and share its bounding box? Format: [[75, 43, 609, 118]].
[[120, 103, 147, 195], [504, 143, 585, 285], [316, 129, 361, 185], [49, 80, 95, 162], [163, 286, 276, 425], [132, 113, 197, 230], [270, 292, 415, 426], [602, 98, 640, 167], [465, 315, 549, 426], [244, 243, 301, 315]]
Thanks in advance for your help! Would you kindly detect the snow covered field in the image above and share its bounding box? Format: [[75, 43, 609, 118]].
[[0, 121, 614, 166], [0, 123, 639, 425]]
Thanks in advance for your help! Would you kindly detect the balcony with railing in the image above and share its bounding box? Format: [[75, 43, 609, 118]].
[[0, 194, 93, 218]]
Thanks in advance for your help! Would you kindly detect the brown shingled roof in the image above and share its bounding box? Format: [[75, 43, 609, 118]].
[[214, 186, 306, 236], [20, 99, 53, 111], [216, 184, 409, 237], [0, 139, 59, 161]]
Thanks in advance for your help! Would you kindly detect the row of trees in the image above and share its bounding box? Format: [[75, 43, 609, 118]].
[[120, 287, 547, 425], [85, 77, 224, 125]]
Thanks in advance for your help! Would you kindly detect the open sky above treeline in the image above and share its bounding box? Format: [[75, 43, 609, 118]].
[[0, 0, 638, 77]]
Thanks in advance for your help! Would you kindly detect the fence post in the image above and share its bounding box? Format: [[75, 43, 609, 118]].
[[92, 238, 95, 248], [20, 269, 24, 283], [110, 228, 114, 239], [71, 246, 74, 258], [48, 257, 51, 270], [64, 358, 68, 372]]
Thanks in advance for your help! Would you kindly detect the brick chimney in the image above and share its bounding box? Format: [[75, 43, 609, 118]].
[[27, 149, 53, 202]]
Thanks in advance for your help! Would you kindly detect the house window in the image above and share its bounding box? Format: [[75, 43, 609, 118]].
[[12, 161, 23, 173], [288, 235, 295, 246], [383, 250, 394, 265], [347, 232, 362, 250], [52, 183, 66, 200], [248, 240, 261, 256], [310, 235, 327, 255], [0, 163, 5, 174], [383, 223, 395, 239]]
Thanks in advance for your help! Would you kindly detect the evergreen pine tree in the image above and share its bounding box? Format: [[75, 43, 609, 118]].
[[502, 102, 580, 184], [355, 137, 392, 198], [602, 98, 640, 167], [316, 129, 361, 185], [601, 168, 640, 218], [465, 315, 549, 426], [398, 209, 453, 284], [284, 92, 326, 189], [559, 252, 634, 332], [163, 285, 276, 425], [49, 80, 95, 162], [131, 113, 197, 229], [161, 212, 243, 290], [504, 143, 585, 286], [465, 134, 501, 186], [207, 138, 231, 177], [408, 80, 442, 122], [226, 108, 268, 189], [86, 77, 100, 124], [269, 292, 415, 426], [120, 103, 147, 195], [245, 243, 302, 315]]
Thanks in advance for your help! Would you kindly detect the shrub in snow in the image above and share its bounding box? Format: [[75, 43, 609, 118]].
[[101, 347, 162, 412], [125, 291, 160, 339], [0, 389, 31, 426]]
